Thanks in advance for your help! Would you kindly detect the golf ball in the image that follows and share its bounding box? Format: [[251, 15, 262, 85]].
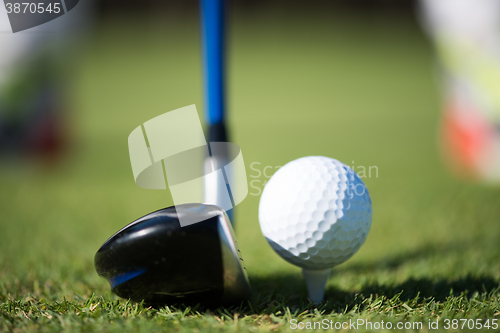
[[259, 156, 372, 270]]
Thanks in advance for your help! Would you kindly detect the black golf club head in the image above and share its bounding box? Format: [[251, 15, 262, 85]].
[[94, 203, 251, 305]]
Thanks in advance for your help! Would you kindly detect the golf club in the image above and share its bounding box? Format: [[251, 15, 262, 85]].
[[94, 203, 251, 305], [201, 0, 235, 222]]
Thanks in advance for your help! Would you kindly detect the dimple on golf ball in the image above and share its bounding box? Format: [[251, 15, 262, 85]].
[[259, 156, 372, 270]]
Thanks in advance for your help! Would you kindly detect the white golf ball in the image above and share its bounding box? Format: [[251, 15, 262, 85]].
[[259, 156, 372, 270]]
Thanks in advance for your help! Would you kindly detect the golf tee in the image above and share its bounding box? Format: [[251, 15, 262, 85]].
[[302, 268, 331, 304]]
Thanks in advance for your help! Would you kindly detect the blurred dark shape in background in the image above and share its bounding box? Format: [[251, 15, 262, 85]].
[[96, 0, 415, 16], [0, 0, 93, 164], [0, 55, 65, 161]]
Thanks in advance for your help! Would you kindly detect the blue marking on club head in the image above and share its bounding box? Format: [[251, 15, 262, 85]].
[[109, 269, 146, 289]]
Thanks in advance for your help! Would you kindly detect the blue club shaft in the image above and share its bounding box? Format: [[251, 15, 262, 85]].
[[201, 0, 234, 223], [201, 0, 226, 127]]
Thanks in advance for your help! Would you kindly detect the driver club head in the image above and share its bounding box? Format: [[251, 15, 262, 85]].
[[94, 203, 251, 306]]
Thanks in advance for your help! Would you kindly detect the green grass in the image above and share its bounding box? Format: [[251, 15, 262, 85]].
[[1, 7, 500, 332]]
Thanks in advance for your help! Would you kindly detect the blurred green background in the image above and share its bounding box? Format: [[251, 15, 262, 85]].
[[1, 0, 499, 309]]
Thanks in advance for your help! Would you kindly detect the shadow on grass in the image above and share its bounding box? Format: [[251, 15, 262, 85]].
[[155, 241, 499, 314], [241, 273, 499, 314], [145, 273, 498, 315], [249, 272, 500, 302], [246, 238, 499, 303], [238, 239, 500, 313]]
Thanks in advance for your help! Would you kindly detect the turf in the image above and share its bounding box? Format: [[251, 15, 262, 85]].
[[1, 6, 500, 332]]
